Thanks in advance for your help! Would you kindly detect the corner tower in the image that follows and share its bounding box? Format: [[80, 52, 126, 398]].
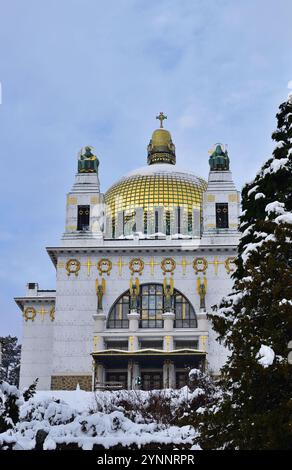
[[202, 144, 240, 242], [63, 146, 105, 241]]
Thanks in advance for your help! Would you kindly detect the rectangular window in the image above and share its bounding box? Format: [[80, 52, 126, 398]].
[[187, 212, 193, 234], [144, 211, 148, 234], [166, 210, 170, 235], [122, 211, 125, 235], [177, 206, 181, 234], [140, 340, 163, 350], [105, 341, 128, 350], [155, 210, 159, 233], [216, 203, 229, 229], [174, 340, 199, 350], [77, 205, 90, 231]]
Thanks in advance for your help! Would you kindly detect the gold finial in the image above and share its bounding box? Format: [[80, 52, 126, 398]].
[[156, 112, 167, 128]]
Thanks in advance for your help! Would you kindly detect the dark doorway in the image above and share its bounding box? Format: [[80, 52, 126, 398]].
[[142, 372, 163, 390], [105, 372, 127, 389]]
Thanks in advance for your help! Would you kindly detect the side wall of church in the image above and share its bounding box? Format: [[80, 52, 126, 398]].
[[19, 301, 54, 390]]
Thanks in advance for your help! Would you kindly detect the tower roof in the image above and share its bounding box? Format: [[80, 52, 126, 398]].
[[147, 113, 176, 165]]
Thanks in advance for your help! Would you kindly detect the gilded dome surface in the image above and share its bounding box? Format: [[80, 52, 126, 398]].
[[105, 164, 207, 237]]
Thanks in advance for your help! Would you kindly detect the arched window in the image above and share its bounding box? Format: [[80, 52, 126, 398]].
[[107, 283, 197, 329]]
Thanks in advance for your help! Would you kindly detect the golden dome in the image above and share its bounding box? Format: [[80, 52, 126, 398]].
[[151, 128, 172, 147], [105, 164, 207, 237], [104, 116, 207, 238]]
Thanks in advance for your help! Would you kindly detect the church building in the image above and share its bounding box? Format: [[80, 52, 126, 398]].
[[15, 113, 240, 391]]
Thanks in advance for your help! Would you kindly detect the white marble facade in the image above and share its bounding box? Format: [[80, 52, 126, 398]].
[[15, 136, 240, 391]]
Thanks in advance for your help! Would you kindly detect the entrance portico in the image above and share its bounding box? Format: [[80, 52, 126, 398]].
[[92, 349, 206, 390]]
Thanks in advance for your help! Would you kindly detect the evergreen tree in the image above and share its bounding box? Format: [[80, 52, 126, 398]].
[[0, 379, 38, 433], [198, 93, 292, 449], [0, 336, 21, 386]]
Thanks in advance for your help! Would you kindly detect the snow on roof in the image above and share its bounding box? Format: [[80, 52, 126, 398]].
[[125, 163, 205, 182]]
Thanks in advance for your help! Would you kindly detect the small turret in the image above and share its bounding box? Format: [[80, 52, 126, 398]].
[[147, 112, 176, 165]]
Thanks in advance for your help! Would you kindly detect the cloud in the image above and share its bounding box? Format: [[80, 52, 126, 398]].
[[1, 0, 292, 335]]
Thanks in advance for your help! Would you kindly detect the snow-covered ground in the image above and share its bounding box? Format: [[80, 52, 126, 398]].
[[0, 387, 202, 450]]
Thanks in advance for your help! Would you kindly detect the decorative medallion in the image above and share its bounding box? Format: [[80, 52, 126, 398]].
[[224, 256, 236, 274], [24, 307, 36, 322], [49, 307, 55, 322], [129, 258, 144, 276], [66, 259, 81, 276], [193, 257, 208, 274], [161, 257, 176, 275], [97, 258, 112, 276]]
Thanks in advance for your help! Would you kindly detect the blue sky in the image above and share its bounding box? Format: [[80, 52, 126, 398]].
[[1, 0, 292, 338]]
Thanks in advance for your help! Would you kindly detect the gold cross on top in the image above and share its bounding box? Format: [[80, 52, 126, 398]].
[[156, 112, 167, 128]]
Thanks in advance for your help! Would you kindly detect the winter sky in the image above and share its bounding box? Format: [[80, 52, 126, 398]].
[[0, 0, 292, 337]]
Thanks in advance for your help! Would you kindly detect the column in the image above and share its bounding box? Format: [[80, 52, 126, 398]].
[[162, 312, 175, 330], [163, 360, 175, 388], [93, 312, 106, 334], [128, 335, 139, 351], [199, 334, 208, 352], [93, 335, 105, 352], [94, 362, 105, 390], [163, 335, 174, 352], [127, 312, 140, 332], [197, 311, 208, 330], [128, 361, 140, 390]]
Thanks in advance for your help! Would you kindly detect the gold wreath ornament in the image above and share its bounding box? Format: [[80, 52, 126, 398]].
[[193, 257, 208, 274], [97, 258, 112, 276], [129, 258, 144, 276], [24, 307, 36, 322], [161, 258, 176, 275], [66, 259, 81, 276]]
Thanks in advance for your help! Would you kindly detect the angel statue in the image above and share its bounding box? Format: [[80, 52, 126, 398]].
[[95, 277, 106, 311], [130, 277, 140, 312], [196, 277, 207, 310], [163, 277, 174, 312]]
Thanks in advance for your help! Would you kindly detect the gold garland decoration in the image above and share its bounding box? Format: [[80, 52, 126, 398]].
[[24, 307, 36, 322], [161, 258, 176, 275], [129, 258, 144, 276], [193, 257, 208, 274], [224, 256, 236, 274], [97, 258, 112, 276], [66, 259, 81, 277], [50, 307, 55, 322]]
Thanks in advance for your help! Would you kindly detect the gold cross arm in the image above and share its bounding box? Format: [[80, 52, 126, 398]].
[[156, 112, 167, 128], [179, 257, 189, 275], [84, 257, 95, 276], [208, 256, 224, 275], [114, 257, 128, 276], [39, 307, 48, 321], [146, 257, 160, 276]]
